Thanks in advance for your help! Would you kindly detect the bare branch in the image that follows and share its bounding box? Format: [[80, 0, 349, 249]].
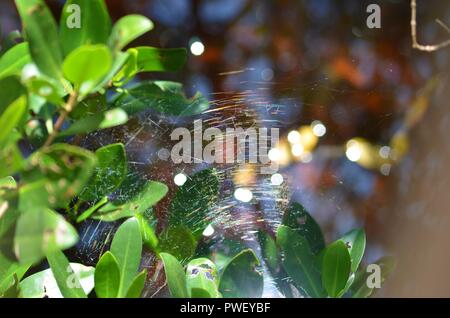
[[411, 0, 450, 52]]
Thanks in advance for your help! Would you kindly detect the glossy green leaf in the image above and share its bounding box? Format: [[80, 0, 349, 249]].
[[94, 51, 129, 90], [46, 250, 87, 298], [14, 209, 79, 264], [277, 225, 325, 298], [169, 169, 219, 237], [0, 96, 27, 147], [186, 258, 219, 298], [94, 251, 120, 298], [94, 181, 167, 222], [59, 0, 112, 56], [0, 253, 30, 295], [0, 274, 20, 298], [159, 226, 197, 263], [322, 241, 351, 298], [160, 252, 189, 298], [79, 143, 127, 202], [0, 42, 31, 79], [219, 249, 263, 298], [338, 229, 366, 272], [62, 44, 112, 95], [114, 81, 210, 116], [282, 202, 325, 255], [19, 262, 94, 298], [125, 269, 147, 298], [15, 0, 63, 79], [108, 15, 153, 50], [110, 217, 142, 297]]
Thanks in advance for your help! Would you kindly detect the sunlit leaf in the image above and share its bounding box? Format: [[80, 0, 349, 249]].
[[160, 252, 189, 298], [186, 258, 220, 298], [338, 229, 366, 272], [110, 217, 142, 297], [59, 0, 112, 56], [0, 96, 27, 147], [94, 251, 120, 298], [322, 241, 351, 298], [0, 42, 31, 79], [108, 15, 153, 50], [125, 269, 147, 298]]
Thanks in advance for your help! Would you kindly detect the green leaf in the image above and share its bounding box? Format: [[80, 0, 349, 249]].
[[169, 169, 219, 237], [0, 42, 31, 79], [14, 209, 79, 265], [108, 15, 153, 50], [94, 181, 167, 222], [0, 96, 27, 147], [0, 137, 24, 179], [110, 217, 142, 297], [19, 262, 94, 298], [46, 250, 87, 298], [186, 258, 220, 298], [62, 44, 112, 95], [114, 47, 186, 83], [219, 249, 263, 298], [1, 274, 20, 298], [282, 202, 325, 255], [94, 51, 129, 90], [0, 253, 30, 295], [125, 269, 147, 298], [276, 225, 325, 298], [24, 75, 66, 105], [0, 76, 26, 115], [60, 108, 128, 137], [59, 0, 112, 56], [79, 143, 127, 202], [94, 251, 120, 298], [0, 177, 17, 190], [114, 81, 210, 116], [351, 256, 395, 298], [160, 252, 189, 298], [15, 0, 63, 79], [20, 144, 97, 209], [322, 241, 351, 298], [338, 229, 366, 273], [159, 226, 197, 263], [135, 213, 158, 252]]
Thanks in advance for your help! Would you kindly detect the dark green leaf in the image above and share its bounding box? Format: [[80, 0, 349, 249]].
[[79, 143, 127, 202], [169, 169, 219, 237], [338, 229, 366, 272], [14, 209, 79, 264], [15, 0, 63, 79], [135, 213, 158, 252], [125, 269, 147, 298], [114, 81, 209, 116], [76, 196, 108, 223], [0, 42, 31, 79], [59, 0, 112, 56], [159, 226, 197, 263], [0, 96, 27, 147], [46, 250, 87, 298], [282, 202, 325, 255], [160, 252, 189, 298], [108, 15, 153, 50], [110, 217, 142, 297], [94, 251, 120, 298], [93, 181, 167, 222], [0, 76, 26, 115], [219, 249, 263, 298], [277, 225, 325, 298], [322, 241, 351, 298]]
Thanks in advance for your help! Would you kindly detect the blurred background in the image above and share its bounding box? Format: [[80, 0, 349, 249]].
[[1, 0, 450, 297]]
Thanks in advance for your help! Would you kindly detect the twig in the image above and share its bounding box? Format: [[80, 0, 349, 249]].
[[43, 92, 78, 148], [411, 0, 450, 52]]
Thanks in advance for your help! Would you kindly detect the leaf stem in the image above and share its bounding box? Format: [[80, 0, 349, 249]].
[[43, 91, 78, 148]]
